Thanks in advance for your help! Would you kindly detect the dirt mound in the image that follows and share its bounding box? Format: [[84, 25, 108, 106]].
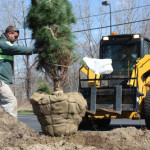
[[82, 127, 150, 150], [0, 112, 42, 148], [1, 110, 150, 149]]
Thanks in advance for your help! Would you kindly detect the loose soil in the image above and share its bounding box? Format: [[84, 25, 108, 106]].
[[1, 111, 150, 150]]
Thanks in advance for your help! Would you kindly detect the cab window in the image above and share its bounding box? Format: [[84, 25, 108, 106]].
[[143, 40, 150, 55]]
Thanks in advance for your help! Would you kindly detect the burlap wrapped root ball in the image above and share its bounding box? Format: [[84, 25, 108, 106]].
[[30, 92, 87, 136]]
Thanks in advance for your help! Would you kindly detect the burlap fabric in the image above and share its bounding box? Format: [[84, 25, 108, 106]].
[[30, 92, 87, 136]]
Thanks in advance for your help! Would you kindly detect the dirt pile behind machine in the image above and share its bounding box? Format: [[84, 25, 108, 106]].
[[79, 33, 150, 129]]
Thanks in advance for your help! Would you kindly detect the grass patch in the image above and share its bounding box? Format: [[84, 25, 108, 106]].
[[18, 110, 34, 114]]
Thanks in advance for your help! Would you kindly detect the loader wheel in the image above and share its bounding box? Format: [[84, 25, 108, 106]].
[[94, 118, 111, 129], [78, 115, 93, 130], [144, 91, 150, 129]]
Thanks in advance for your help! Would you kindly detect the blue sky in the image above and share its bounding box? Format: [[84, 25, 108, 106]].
[[68, 0, 150, 36], [19, 0, 150, 38], [1, 0, 150, 46]]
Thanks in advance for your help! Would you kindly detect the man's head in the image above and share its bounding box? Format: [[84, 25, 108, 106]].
[[5, 26, 19, 44]]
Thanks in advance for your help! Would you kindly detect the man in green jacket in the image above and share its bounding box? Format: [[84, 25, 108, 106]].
[[0, 25, 40, 118]]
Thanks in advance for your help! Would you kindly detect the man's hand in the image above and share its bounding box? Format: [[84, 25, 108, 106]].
[[38, 45, 47, 54]]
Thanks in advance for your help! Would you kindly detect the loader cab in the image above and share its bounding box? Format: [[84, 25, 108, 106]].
[[100, 34, 150, 78]]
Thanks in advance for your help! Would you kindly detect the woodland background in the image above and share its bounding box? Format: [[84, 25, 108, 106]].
[[0, 0, 150, 101]]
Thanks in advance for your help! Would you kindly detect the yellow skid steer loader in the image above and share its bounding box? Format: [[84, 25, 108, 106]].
[[79, 33, 150, 129]]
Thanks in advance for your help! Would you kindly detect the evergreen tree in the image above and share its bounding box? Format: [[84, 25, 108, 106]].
[[27, 0, 76, 91]]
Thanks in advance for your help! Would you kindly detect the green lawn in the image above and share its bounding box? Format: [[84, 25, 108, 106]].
[[18, 110, 34, 114]]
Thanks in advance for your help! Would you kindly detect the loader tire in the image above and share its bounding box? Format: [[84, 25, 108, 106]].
[[94, 118, 111, 129], [144, 91, 150, 129], [78, 115, 93, 130]]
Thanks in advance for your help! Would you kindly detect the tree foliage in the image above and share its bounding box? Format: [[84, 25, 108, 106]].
[[27, 0, 76, 90], [36, 79, 51, 94]]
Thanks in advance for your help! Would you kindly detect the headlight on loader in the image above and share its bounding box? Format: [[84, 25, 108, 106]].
[[103, 36, 109, 41], [133, 34, 140, 39]]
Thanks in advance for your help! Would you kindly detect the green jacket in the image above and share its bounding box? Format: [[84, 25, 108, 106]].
[[0, 33, 37, 84]]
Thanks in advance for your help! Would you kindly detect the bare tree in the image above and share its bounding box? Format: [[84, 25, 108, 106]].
[[72, 0, 106, 58], [112, 0, 150, 36], [63, 0, 107, 91]]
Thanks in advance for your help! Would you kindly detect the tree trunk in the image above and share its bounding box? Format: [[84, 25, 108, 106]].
[[26, 55, 31, 100], [54, 80, 62, 91]]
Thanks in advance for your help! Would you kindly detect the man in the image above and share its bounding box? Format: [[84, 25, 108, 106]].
[[0, 25, 41, 118]]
